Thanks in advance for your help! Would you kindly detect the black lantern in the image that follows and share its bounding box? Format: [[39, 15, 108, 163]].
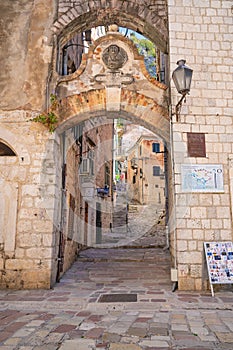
[[172, 59, 193, 95], [172, 59, 193, 121]]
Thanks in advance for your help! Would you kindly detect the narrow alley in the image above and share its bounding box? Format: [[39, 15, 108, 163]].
[[95, 188, 167, 249]]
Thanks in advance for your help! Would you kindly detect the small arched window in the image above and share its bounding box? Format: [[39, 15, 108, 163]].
[[0, 141, 16, 156]]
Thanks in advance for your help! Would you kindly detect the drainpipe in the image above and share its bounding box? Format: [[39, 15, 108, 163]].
[[141, 157, 144, 205], [169, 104, 178, 292], [56, 132, 66, 282]]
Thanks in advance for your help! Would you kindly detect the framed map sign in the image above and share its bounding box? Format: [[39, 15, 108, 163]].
[[181, 164, 224, 192], [204, 242, 233, 296]]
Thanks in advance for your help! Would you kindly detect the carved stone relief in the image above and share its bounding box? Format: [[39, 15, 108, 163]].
[[102, 45, 128, 70]]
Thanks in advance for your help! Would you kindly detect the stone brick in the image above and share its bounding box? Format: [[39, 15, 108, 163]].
[[217, 207, 230, 218], [178, 277, 195, 291], [194, 278, 203, 290], [178, 252, 202, 264], [188, 240, 197, 251], [192, 230, 204, 240], [26, 248, 53, 259], [18, 233, 41, 247], [190, 207, 207, 219], [109, 344, 141, 350], [58, 338, 96, 350], [5, 259, 39, 270], [52, 324, 77, 333], [177, 240, 188, 251], [210, 219, 223, 229], [178, 264, 189, 277], [190, 264, 202, 278]]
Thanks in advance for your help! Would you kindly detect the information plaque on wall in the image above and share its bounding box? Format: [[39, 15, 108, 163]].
[[204, 242, 233, 296], [187, 132, 206, 157], [181, 164, 224, 193]]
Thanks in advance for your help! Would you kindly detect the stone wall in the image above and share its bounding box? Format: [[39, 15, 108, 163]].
[[0, 0, 55, 111], [0, 113, 57, 288], [0, 1, 60, 288], [61, 131, 80, 274], [168, 0, 233, 290]]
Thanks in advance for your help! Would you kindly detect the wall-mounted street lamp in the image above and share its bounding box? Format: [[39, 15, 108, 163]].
[[172, 59, 193, 121]]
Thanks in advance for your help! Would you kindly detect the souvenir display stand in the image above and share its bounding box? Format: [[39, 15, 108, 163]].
[[204, 242, 233, 297]]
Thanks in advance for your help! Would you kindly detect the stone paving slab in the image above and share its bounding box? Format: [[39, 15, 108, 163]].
[[0, 247, 232, 349]]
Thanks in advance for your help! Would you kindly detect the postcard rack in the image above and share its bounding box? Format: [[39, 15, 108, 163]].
[[204, 242, 233, 297]]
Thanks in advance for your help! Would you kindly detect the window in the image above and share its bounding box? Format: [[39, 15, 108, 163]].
[[67, 194, 75, 240], [152, 143, 160, 153], [73, 123, 83, 144], [0, 142, 16, 156], [153, 166, 160, 176], [88, 150, 94, 176], [140, 168, 143, 178], [59, 32, 91, 76], [105, 163, 110, 187], [139, 145, 142, 156], [79, 158, 90, 174]]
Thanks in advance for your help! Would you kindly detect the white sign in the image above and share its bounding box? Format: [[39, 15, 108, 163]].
[[204, 242, 233, 296], [181, 164, 224, 192]]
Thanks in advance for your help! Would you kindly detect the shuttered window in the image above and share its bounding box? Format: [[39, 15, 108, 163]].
[[152, 143, 160, 153], [153, 166, 160, 176]]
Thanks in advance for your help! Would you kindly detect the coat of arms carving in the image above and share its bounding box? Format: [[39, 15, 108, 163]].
[[102, 45, 128, 70]]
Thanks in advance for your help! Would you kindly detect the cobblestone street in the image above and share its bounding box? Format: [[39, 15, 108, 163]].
[[0, 245, 233, 350], [95, 190, 167, 248]]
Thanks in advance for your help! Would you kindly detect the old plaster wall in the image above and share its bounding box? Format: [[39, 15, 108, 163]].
[[0, 0, 55, 110], [0, 1, 59, 288], [60, 131, 80, 273], [83, 120, 114, 234]]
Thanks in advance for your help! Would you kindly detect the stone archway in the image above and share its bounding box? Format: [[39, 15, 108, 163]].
[[49, 107, 172, 283], [54, 32, 169, 138], [47, 30, 173, 284], [53, 1, 168, 53], [56, 89, 170, 144]]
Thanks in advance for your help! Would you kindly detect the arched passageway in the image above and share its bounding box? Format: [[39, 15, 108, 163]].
[[44, 114, 171, 283], [40, 27, 175, 285]]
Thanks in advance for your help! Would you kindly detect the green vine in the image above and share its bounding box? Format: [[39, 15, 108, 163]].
[[31, 94, 58, 133]]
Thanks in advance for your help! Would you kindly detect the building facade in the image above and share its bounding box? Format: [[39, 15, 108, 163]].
[[0, 0, 232, 290], [126, 136, 165, 206]]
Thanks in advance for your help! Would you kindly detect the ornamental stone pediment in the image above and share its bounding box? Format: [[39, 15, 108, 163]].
[[56, 33, 167, 109]]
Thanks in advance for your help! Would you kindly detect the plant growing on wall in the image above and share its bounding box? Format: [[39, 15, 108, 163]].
[[31, 94, 58, 133]]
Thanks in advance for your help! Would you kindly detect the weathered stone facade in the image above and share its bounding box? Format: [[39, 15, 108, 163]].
[[126, 137, 165, 206], [0, 0, 232, 290]]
